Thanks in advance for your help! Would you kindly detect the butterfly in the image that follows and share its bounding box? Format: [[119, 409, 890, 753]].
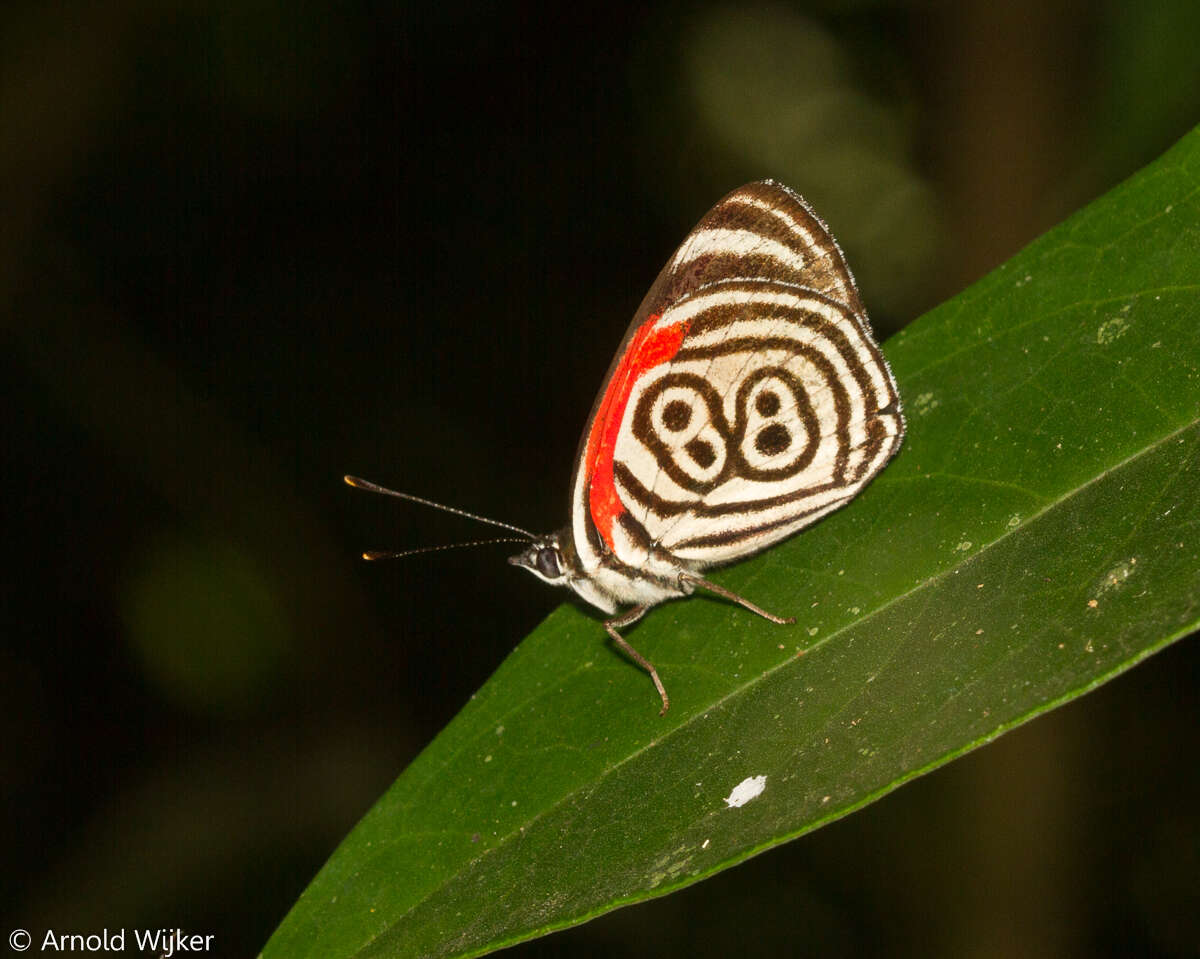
[[348, 181, 904, 714]]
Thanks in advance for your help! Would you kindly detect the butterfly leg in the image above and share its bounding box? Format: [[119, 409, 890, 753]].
[[679, 573, 796, 626], [604, 605, 670, 715]]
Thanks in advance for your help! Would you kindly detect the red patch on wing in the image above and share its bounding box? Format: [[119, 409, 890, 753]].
[[583, 314, 689, 548]]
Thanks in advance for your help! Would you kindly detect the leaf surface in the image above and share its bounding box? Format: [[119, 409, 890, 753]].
[[262, 128, 1200, 959]]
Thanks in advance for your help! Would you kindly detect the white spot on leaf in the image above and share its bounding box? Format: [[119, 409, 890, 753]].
[[724, 774, 767, 808], [1089, 557, 1138, 606], [912, 391, 940, 416], [1097, 316, 1130, 345]]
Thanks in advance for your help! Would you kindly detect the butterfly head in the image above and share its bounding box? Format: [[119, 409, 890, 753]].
[[507, 530, 576, 588]]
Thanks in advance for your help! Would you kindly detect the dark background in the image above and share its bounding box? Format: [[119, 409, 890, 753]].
[[3, 1, 1198, 956]]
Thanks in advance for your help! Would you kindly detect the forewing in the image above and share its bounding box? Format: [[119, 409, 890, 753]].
[[570, 182, 902, 572], [652, 180, 864, 316]]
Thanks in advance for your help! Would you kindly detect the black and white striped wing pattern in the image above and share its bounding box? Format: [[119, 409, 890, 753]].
[[582, 181, 903, 570]]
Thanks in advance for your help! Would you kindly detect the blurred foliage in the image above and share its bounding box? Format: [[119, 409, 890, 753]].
[[679, 5, 942, 319], [122, 533, 292, 715], [2, 0, 1198, 956], [1094, 0, 1200, 181]]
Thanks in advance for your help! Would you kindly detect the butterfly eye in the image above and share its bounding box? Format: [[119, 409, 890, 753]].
[[536, 547, 563, 579]]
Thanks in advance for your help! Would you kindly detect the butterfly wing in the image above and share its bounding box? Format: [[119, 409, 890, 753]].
[[569, 181, 903, 576]]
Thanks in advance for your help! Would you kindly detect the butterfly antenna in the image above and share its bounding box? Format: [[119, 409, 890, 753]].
[[362, 538, 530, 561], [344, 475, 536, 539]]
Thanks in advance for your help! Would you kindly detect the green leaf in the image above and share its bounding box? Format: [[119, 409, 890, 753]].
[[262, 128, 1200, 959]]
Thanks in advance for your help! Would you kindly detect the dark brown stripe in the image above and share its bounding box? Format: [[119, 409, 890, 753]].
[[614, 460, 690, 517], [681, 183, 862, 312], [677, 287, 894, 413], [615, 425, 898, 526], [616, 511, 653, 553], [625, 350, 848, 496], [671, 492, 856, 551], [671, 339, 856, 476]]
